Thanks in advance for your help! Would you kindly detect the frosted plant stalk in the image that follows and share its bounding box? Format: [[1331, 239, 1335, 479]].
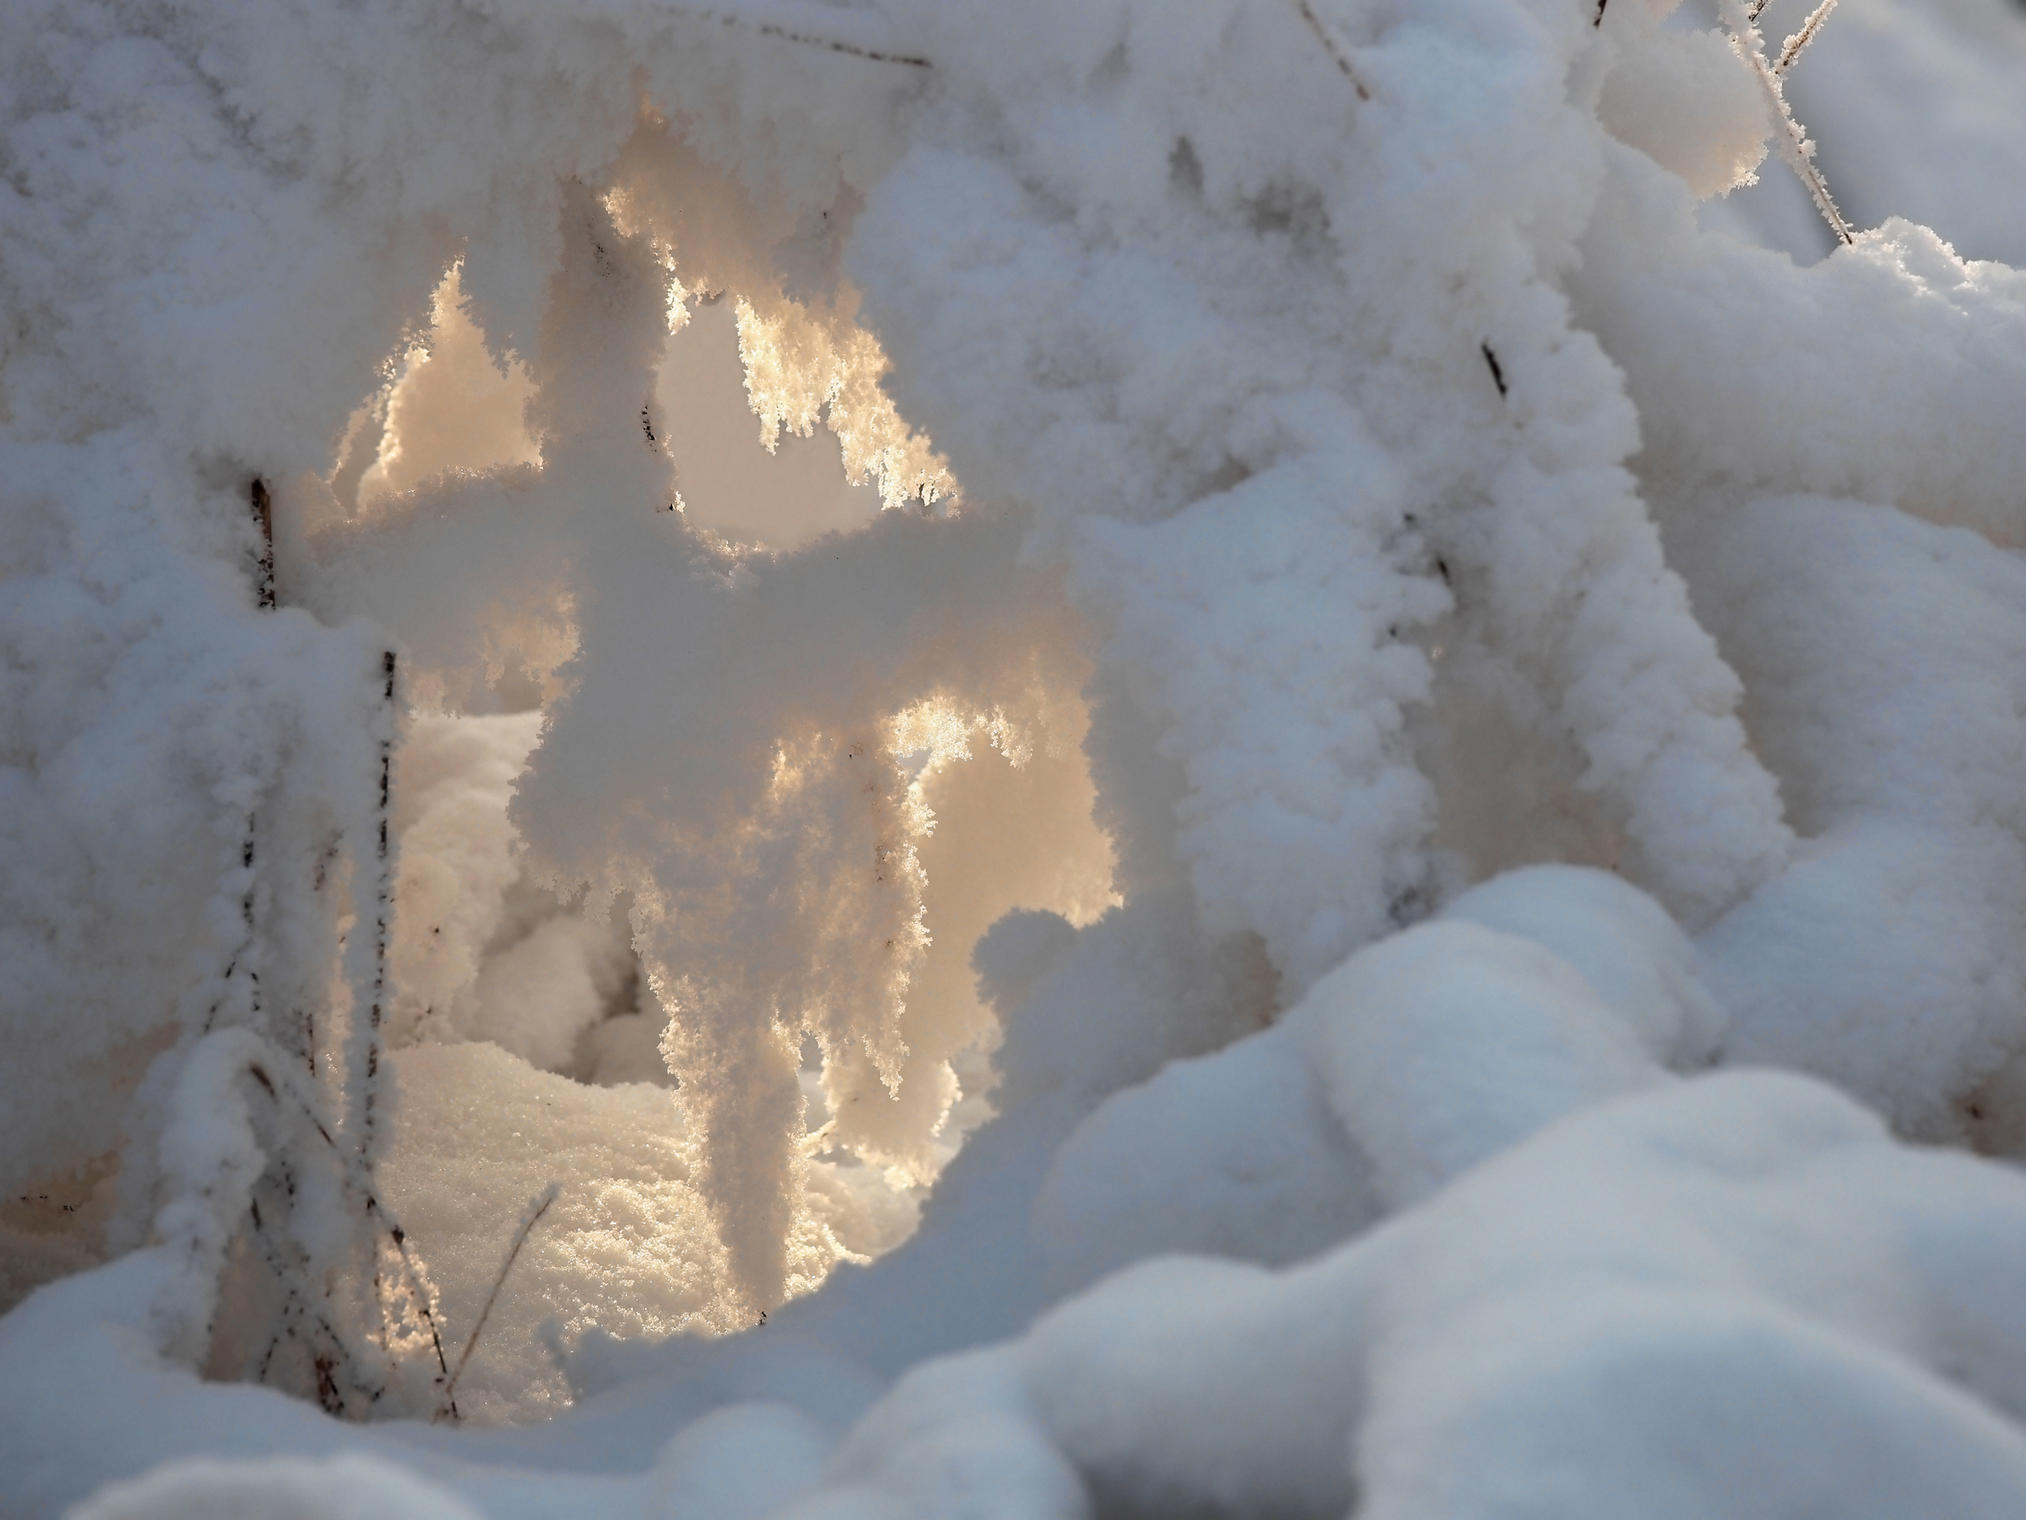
[[1717, 0, 1853, 243], [347, 650, 400, 1172], [1774, 0, 1839, 74]]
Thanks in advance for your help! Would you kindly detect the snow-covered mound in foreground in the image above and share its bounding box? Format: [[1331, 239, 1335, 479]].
[[6, 0, 2026, 1511], [23, 1065, 2026, 1518], [829, 1073, 2026, 1520]]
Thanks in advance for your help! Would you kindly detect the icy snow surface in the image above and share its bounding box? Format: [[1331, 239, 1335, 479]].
[[5, 0, 2026, 1513]]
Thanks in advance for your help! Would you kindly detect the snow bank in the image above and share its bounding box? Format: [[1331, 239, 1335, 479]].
[[1034, 865, 1695, 1288], [15, 879, 2026, 1518], [819, 1072, 2026, 1520]]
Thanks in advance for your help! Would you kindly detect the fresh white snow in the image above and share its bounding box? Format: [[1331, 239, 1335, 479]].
[[5, 0, 2026, 1513]]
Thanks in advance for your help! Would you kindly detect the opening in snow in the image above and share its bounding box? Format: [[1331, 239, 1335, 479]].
[[277, 251, 1118, 1422]]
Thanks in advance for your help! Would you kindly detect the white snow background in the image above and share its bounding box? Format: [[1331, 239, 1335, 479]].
[[4, 0, 2026, 1513]]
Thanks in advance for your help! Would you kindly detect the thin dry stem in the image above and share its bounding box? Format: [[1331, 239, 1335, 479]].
[[245, 1164, 384, 1415], [355, 650, 397, 1171], [200, 823, 261, 1035], [205, 483, 277, 1038], [1293, 0, 1373, 101], [240, 1051, 457, 1413], [685, 2, 930, 67], [436, 1185, 560, 1420], [250, 477, 276, 610]]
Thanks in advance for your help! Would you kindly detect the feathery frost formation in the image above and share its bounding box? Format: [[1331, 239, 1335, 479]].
[[4, 0, 2026, 1512]]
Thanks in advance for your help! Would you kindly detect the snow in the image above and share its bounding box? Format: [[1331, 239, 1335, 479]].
[[3, 0, 2026, 1513], [815, 1072, 2026, 1520], [72, 1456, 483, 1520]]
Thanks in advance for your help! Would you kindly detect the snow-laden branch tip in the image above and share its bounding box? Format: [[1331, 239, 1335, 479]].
[[1774, 0, 1839, 74], [1717, 0, 1853, 244]]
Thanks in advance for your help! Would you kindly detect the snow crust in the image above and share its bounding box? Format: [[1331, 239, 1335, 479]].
[[4, 0, 2026, 1513]]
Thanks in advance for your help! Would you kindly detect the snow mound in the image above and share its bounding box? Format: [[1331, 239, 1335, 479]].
[[833, 1072, 2026, 1520], [71, 1455, 480, 1520]]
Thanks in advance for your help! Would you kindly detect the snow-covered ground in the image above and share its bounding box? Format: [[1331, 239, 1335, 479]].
[[5, 0, 2026, 1513]]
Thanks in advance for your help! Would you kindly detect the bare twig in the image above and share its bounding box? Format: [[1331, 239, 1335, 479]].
[[353, 650, 398, 1171], [1292, 0, 1373, 100], [1717, 0, 1852, 244], [204, 477, 281, 1037], [240, 1052, 458, 1413], [250, 478, 276, 610], [436, 1185, 560, 1421], [681, 2, 930, 67], [330, 654, 457, 1412], [1481, 343, 1508, 398], [1773, 0, 1837, 73], [370, 1198, 457, 1414], [244, 1162, 385, 1415], [200, 823, 262, 1036]]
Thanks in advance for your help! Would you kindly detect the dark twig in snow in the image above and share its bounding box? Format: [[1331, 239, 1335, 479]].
[[240, 1050, 457, 1414], [1482, 343, 1508, 398], [250, 477, 276, 610], [372, 1196, 457, 1416], [1293, 0, 1373, 100], [245, 1162, 383, 1415], [356, 651, 397, 1172], [200, 822, 261, 1036], [436, 1184, 560, 1421], [681, 3, 931, 67], [203, 479, 279, 1037]]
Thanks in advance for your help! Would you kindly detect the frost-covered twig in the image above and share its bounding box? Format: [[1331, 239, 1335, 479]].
[[323, 651, 459, 1410], [1774, 0, 1838, 73], [237, 1049, 457, 1413], [348, 650, 398, 1171], [1717, 0, 1853, 244], [201, 477, 282, 1038], [159, 1033, 386, 1415], [369, 1194, 457, 1417], [246, 1163, 384, 1416], [302, 832, 342, 1077], [199, 826, 261, 1036], [1292, 0, 1372, 100], [435, 1184, 559, 1421]]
